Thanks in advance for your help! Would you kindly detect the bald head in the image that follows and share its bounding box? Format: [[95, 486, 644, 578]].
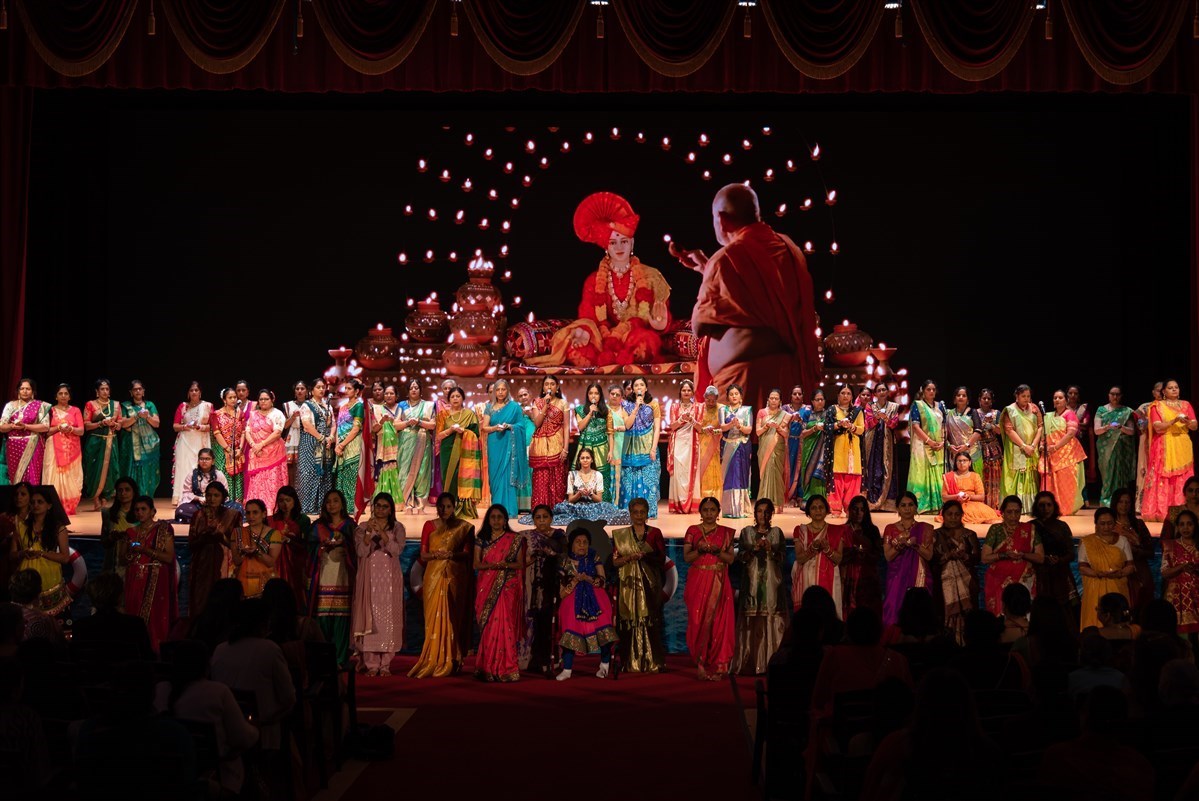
[[712, 184, 760, 245]]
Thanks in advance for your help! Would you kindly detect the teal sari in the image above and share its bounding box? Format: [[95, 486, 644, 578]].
[[485, 401, 530, 518], [1095, 405, 1135, 506], [119, 401, 161, 496], [396, 399, 434, 510]]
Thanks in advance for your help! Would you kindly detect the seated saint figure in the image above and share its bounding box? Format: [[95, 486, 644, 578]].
[[530, 192, 672, 367]]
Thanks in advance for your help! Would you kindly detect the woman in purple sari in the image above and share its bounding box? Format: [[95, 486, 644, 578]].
[[474, 504, 527, 682], [1, 379, 51, 485], [881, 491, 935, 626]]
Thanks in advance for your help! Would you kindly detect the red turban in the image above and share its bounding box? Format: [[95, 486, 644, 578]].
[[573, 191, 640, 249]]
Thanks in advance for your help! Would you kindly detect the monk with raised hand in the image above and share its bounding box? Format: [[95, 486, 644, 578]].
[[671, 183, 821, 410]]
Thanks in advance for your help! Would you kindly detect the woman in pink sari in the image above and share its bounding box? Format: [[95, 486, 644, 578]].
[[981, 495, 1044, 615], [352, 493, 406, 676], [792, 494, 846, 617], [244, 390, 288, 515], [122, 495, 178, 652], [1143, 379, 1199, 521], [43, 383, 84, 514], [474, 504, 527, 682], [683, 496, 736, 680], [1, 378, 50, 485]]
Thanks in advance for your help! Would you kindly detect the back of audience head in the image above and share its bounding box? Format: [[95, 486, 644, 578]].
[[1080, 684, 1129, 736], [911, 667, 984, 751], [0, 603, 23, 651], [9, 569, 42, 606], [846, 607, 883, 647], [962, 609, 1002, 649], [1001, 582, 1032, 618], [164, 639, 210, 714], [1078, 630, 1115, 669], [897, 587, 940, 639], [1028, 597, 1077, 661], [1139, 598, 1179, 637], [261, 578, 299, 643], [1158, 659, 1199, 707], [86, 572, 124, 612], [1097, 592, 1132, 627], [229, 598, 270, 643], [189, 578, 243, 650]]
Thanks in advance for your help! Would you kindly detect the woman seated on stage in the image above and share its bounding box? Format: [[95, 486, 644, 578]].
[[555, 528, 617, 680], [174, 448, 237, 522], [939, 452, 1000, 524], [542, 447, 628, 526]]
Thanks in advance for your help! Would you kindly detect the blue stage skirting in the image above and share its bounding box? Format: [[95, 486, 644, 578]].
[[66, 536, 1165, 655]]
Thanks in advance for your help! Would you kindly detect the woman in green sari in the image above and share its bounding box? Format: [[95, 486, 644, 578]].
[[436, 386, 482, 519], [573, 382, 611, 500], [907, 380, 946, 514], [481, 379, 530, 518], [334, 380, 365, 517], [799, 389, 827, 503], [1094, 386, 1137, 507], [396, 380, 435, 513], [82, 378, 123, 511], [1000, 384, 1042, 511], [372, 385, 402, 501], [119, 380, 161, 497]]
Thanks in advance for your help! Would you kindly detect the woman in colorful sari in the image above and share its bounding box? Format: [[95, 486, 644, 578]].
[[554, 527, 617, 680], [516, 387, 537, 510], [696, 385, 723, 502], [100, 478, 137, 574], [612, 497, 667, 674], [0, 482, 31, 594], [409, 493, 476, 678], [1134, 382, 1164, 515], [481, 379, 529, 518], [1110, 488, 1154, 616], [1077, 507, 1134, 630], [188, 481, 241, 619], [283, 381, 307, 488], [793, 494, 846, 617], [574, 382, 612, 501], [546, 447, 628, 526], [755, 389, 790, 510], [720, 384, 753, 519], [825, 384, 865, 516], [981, 495, 1043, 616], [1030, 491, 1078, 616], [526, 376, 569, 510], [1143, 379, 1198, 522], [211, 387, 246, 507], [799, 389, 829, 506], [620, 378, 662, 516], [118, 379, 161, 496], [334, 380, 366, 518], [683, 497, 736, 680], [1161, 509, 1199, 641], [371, 385, 402, 501], [1067, 385, 1096, 491], [735, 498, 788, 675], [1094, 387, 1136, 507], [12, 486, 73, 615], [940, 452, 1000, 524], [232, 499, 283, 599], [474, 504, 526, 682], [122, 495, 177, 651], [783, 385, 811, 508], [82, 378, 123, 511], [1041, 389, 1087, 515], [666, 379, 699, 514], [395, 380, 435, 514], [944, 386, 982, 476], [1163, 477, 1199, 540], [907, 380, 945, 515], [171, 381, 212, 505], [297, 378, 335, 514], [882, 492, 935, 626], [521, 504, 566, 675], [43, 383, 84, 515], [244, 390, 288, 516], [352, 493, 406, 677], [933, 500, 980, 644], [269, 486, 312, 612], [310, 489, 355, 665], [437, 387, 482, 519], [1000, 384, 1042, 511], [1, 378, 50, 486], [863, 383, 900, 512], [973, 388, 1003, 509], [842, 496, 884, 616]]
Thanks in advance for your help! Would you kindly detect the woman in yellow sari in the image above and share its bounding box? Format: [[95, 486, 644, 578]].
[[1077, 507, 1133, 630], [1000, 384, 1042, 511], [436, 387, 482, 519], [1143, 379, 1198, 522], [696, 386, 723, 502], [409, 493, 476, 678], [755, 389, 789, 510], [1041, 389, 1087, 515]]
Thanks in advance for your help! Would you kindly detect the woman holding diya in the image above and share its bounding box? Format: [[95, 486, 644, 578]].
[[683, 496, 736, 680]]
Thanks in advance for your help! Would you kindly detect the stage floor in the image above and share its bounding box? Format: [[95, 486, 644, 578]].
[[64, 503, 1161, 540]]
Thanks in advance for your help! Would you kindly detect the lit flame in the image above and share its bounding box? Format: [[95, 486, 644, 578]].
[[397, 252, 408, 264], [417, 159, 427, 172], [610, 127, 620, 139], [702, 170, 711, 180], [455, 210, 465, 223], [686, 152, 697, 163], [464, 133, 474, 145], [742, 138, 752, 150], [699, 133, 709, 146], [504, 162, 514, 173], [484, 148, 494, 159], [811, 143, 821, 160], [826, 189, 837, 205], [525, 140, 536, 152], [661, 136, 671, 150], [722, 153, 732, 164]]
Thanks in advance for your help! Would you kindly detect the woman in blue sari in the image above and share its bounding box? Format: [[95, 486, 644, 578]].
[[481, 380, 530, 518], [720, 384, 754, 519], [783, 385, 809, 508], [620, 377, 662, 518]]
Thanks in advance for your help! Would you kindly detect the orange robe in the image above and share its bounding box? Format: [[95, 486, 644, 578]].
[[691, 222, 820, 410]]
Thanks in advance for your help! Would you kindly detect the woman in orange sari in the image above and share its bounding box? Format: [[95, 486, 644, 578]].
[[43, 384, 85, 515], [409, 493, 475, 678], [1143, 379, 1198, 522], [981, 495, 1044, 616], [695, 386, 723, 502], [473, 504, 527, 682], [1041, 389, 1087, 515], [792, 494, 846, 617], [231, 499, 283, 599], [122, 495, 177, 651], [939, 452, 1000, 524], [682, 496, 736, 680]]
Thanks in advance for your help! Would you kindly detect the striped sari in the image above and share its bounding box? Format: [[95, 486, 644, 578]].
[[438, 408, 482, 519], [1041, 410, 1086, 515], [396, 399, 434, 512]]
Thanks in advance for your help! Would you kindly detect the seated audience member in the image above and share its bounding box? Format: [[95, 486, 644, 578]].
[[1094, 592, 1139, 642], [0, 657, 52, 796], [9, 570, 61, 644], [184, 578, 243, 655], [949, 609, 1029, 692], [887, 587, 956, 680], [1133, 599, 1191, 715], [811, 607, 912, 717], [156, 638, 259, 796], [998, 582, 1031, 645], [72, 571, 154, 661], [793, 584, 844, 646], [0, 603, 23, 658], [1036, 685, 1154, 801], [210, 598, 296, 752], [1067, 631, 1128, 703]]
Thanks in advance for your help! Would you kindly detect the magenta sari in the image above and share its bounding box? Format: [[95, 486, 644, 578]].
[[683, 524, 736, 675], [882, 522, 933, 626], [3, 400, 49, 484], [474, 530, 526, 681]]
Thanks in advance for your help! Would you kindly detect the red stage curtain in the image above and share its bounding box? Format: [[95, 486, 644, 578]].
[[159, 0, 287, 74], [0, 87, 31, 394], [310, 0, 436, 76], [12, 0, 137, 76], [611, 0, 737, 78], [759, 0, 885, 79], [1061, 0, 1190, 86], [462, 0, 585, 77], [909, 0, 1037, 82]]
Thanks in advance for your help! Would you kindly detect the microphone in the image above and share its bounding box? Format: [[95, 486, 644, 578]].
[[1038, 401, 1046, 414]]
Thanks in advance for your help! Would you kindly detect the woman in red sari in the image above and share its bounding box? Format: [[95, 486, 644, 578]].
[[122, 495, 177, 651], [526, 376, 569, 509], [981, 495, 1044, 616], [792, 494, 846, 617], [268, 486, 312, 613], [474, 504, 527, 682], [683, 496, 736, 680]]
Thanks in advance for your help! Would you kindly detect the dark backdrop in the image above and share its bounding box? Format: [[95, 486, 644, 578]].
[[22, 89, 1190, 480]]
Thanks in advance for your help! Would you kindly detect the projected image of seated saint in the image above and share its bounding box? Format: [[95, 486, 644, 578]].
[[528, 192, 672, 367]]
